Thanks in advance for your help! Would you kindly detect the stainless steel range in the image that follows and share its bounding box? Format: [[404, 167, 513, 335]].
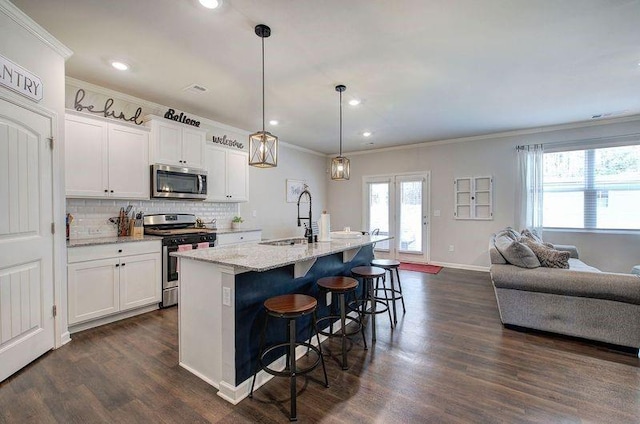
[[143, 213, 216, 307]]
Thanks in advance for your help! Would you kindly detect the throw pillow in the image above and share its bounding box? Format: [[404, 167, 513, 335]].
[[496, 227, 520, 241], [520, 237, 570, 269], [520, 228, 554, 248], [494, 235, 540, 268]]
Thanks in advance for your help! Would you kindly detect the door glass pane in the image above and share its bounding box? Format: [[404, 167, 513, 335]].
[[399, 180, 422, 253], [369, 182, 389, 250]]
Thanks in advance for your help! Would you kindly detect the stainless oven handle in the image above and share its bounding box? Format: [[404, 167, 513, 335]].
[[197, 175, 203, 194]]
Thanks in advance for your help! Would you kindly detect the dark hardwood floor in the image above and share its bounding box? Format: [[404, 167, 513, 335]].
[[2, 268, 639, 423]]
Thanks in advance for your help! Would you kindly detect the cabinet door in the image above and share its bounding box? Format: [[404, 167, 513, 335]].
[[216, 231, 261, 246], [65, 114, 108, 197], [119, 253, 161, 311], [107, 124, 150, 199], [226, 150, 248, 202], [205, 144, 228, 201], [154, 120, 182, 166], [67, 258, 119, 324], [182, 127, 206, 168]]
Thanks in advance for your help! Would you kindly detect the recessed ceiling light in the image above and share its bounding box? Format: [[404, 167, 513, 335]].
[[348, 99, 361, 106], [111, 61, 129, 71], [362, 131, 372, 137], [269, 120, 279, 126], [199, 0, 221, 9]]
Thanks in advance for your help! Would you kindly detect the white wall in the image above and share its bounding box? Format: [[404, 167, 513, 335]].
[[327, 117, 640, 273], [240, 145, 327, 239]]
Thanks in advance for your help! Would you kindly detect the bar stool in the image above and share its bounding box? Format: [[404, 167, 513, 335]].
[[316, 276, 366, 370], [371, 259, 406, 325], [249, 294, 329, 421], [350, 266, 392, 343]]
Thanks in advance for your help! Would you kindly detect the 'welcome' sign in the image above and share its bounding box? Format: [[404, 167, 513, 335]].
[[0, 54, 43, 102]]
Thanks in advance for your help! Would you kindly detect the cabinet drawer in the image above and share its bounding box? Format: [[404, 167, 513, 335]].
[[216, 231, 261, 246], [68, 240, 161, 263]]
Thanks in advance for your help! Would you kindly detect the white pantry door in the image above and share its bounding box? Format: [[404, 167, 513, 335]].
[[0, 99, 55, 382]]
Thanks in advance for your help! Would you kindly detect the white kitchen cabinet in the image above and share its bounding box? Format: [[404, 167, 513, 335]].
[[205, 144, 249, 202], [146, 116, 206, 168], [67, 240, 161, 327], [216, 230, 261, 246], [65, 111, 150, 199]]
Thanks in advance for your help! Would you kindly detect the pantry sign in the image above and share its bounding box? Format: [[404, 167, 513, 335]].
[[0, 54, 43, 102]]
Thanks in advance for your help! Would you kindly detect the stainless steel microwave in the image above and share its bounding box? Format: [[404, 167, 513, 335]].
[[151, 164, 207, 200]]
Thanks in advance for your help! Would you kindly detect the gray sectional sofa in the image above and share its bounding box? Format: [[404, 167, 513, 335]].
[[489, 229, 640, 350]]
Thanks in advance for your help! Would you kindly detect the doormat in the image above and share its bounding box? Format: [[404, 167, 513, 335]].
[[399, 262, 443, 274]]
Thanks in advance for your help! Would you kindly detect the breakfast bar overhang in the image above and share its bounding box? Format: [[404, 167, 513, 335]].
[[172, 235, 389, 404]]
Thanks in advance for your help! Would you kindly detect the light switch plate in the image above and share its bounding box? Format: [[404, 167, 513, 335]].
[[223, 287, 231, 306]]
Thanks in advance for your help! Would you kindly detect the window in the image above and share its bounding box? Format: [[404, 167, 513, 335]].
[[543, 145, 640, 230]]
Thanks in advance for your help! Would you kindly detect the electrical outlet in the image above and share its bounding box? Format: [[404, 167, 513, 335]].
[[223, 287, 231, 306], [252, 210, 257, 217], [448, 245, 454, 252]]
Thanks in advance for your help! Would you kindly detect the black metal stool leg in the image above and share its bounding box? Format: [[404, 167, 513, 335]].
[[289, 318, 297, 421], [312, 311, 329, 387], [368, 277, 377, 342], [388, 269, 398, 324], [339, 292, 348, 369], [396, 267, 406, 313]]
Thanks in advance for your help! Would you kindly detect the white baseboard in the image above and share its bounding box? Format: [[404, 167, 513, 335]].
[[428, 261, 490, 273], [68, 304, 159, 334], [59, 331, 71, 347]]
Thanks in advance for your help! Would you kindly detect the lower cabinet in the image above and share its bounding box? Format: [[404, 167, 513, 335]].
[[216, 230, 262, 246], [67, 240, 161, 326]]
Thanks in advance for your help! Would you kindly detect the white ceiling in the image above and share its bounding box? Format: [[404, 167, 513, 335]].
[[12, 0, 640, 154]]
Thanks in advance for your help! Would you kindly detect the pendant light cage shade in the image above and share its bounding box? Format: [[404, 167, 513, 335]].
[[331, 156, 350, 180], [331, 84, 350, 180], [249, 24, 278, 168], [249, 130, 278, 167]]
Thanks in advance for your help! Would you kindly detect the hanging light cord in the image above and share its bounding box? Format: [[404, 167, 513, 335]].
[[261, 34, 265, 134], [339, 89, 343, 156]]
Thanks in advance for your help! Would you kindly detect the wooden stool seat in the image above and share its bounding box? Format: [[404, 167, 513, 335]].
[[351, 266, 385, 278], [371, 259, 401, 268], [264, 294, 317, 316], [317, 276, 358, 292]]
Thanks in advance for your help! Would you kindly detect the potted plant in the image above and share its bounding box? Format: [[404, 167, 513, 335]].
[[231, 216, 244, 230]]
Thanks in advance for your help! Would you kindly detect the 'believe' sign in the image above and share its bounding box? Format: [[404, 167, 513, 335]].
[[0, 54, 43, 102]]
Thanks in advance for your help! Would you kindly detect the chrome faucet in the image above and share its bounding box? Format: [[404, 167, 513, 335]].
[[297, 185, 313, 242]]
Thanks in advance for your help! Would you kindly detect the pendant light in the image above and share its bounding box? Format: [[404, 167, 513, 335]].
[[249, 24, 278, 168], [331, 84, 350, 180]]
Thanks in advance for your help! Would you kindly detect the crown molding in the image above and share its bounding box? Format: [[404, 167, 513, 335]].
[[1, 0, 73, 59], [337, 114, 640, 157]]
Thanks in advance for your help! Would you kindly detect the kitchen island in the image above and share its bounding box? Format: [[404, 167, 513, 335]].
[[172, 235, 389, 404]]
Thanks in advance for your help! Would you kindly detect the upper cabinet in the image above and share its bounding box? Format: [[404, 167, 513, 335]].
[[65, 111, 150, 199], [205, 144, 249, 202], [145, 116, 206, 169]]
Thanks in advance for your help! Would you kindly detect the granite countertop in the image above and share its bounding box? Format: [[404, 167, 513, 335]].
[[67, 235, 163, 248], [171, 235, 391, 272]]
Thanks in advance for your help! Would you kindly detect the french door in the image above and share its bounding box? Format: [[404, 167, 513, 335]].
[[363, 172, 430, 263]]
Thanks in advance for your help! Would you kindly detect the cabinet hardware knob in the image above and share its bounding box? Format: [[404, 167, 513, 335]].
[[118, 249, 122, 253], [110, 190, 114, 193], [104, 189, 108, 193], [115, 264, 119, 267], [121, 263, 126, 267]]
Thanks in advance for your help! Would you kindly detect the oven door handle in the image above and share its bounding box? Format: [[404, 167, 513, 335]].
[[197, 175, 203, 194]]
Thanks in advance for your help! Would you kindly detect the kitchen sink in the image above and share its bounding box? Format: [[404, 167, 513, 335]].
[[260, 237, 308, 246]]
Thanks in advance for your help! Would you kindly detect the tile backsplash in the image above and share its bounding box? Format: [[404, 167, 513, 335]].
[[66, 198, 239, 239]]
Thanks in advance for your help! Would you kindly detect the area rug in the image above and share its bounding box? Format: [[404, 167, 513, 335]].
[[399, 262, 443, 274]]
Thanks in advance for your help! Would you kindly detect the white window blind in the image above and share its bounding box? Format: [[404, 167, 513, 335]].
[[543, 144, 640, 230]]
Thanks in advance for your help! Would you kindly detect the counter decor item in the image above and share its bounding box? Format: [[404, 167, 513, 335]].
[[231, 216, 244, 229], [318, 211, 331, 241]]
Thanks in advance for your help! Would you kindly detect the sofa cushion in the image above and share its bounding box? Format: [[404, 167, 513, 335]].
[[494, 235, 540, 268], [496, 227, 520, 241], [521, 237, 570, 269], [568, 258, 600, 273]]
